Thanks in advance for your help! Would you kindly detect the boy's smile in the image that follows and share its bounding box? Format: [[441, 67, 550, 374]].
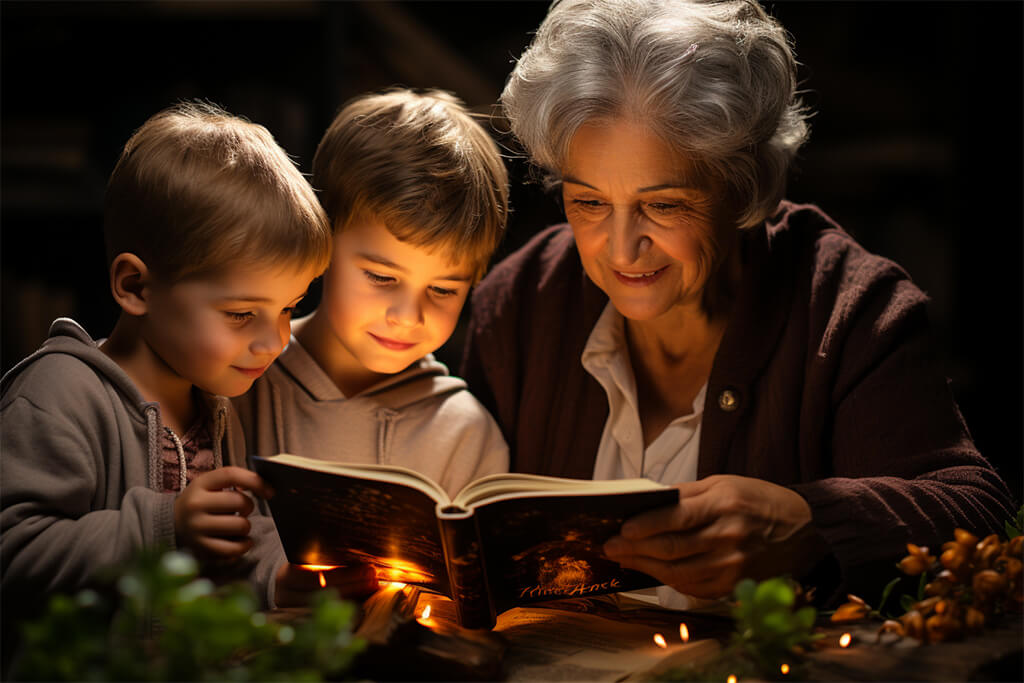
[[138, 263, 317, 399], [309, 215, 474, 395]]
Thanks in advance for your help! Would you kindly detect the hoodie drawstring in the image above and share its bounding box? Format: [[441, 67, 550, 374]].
[[163, 427, 188, 492]]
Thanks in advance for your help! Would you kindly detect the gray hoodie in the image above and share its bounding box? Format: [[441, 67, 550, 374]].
[[232, 336, 509, 498], [0, 318, 285, 619]]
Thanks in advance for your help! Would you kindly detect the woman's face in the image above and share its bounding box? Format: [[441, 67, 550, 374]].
[[562, 119, 733, 322]]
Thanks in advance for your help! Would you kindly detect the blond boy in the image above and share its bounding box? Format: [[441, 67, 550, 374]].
[[233, 89, 509, 496], [0, 103, 374, 641]]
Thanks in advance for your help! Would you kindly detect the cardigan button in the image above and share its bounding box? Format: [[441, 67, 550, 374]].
[[718, 389, 739, 412]]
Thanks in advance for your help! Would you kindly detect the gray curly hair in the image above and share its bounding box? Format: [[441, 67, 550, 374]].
[[501, 0, 810, 228]]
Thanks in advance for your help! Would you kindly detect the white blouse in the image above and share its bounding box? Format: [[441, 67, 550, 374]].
[[581, 301, 713, 610]]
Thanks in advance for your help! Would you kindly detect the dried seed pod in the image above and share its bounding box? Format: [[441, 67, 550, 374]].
[[877, 619, 905, 641], [964, 606, 986, 632], [995, 556, 1023, 584], [912, 596, 941, 616], [940, 546, 971, 576], [974, 536, 1002, 569], [830, 600, 870, 623], [924, 573, 954, 597], [955, 529, 979, 547], [972, 569, 1007, 602], [899, 610, 926, 640], [899, 554, 930, 576], [1007, 536, 1023, 558], [925, 613, 963, 642]]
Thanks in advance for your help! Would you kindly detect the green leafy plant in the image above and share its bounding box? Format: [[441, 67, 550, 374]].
[[13, 549, 365, 681], [655, 577, 821, 681]]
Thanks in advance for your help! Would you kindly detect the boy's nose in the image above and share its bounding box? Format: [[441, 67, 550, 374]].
[[251, 317, 288, 355], [386, 296, 424, 328]]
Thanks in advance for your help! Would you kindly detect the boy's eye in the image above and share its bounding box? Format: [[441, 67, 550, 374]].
[[225, 311, 255, 322], [364, 270, 396, 285], [429, 286, 458, 298], [281, 306, 297, 317]]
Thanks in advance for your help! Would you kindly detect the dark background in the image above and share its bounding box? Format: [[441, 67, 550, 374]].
[[2, 1, 1021, 502]]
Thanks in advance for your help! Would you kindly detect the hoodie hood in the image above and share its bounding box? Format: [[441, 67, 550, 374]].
[[2, 318, 231, 490]]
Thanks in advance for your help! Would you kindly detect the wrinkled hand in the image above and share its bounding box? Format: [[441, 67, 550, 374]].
[[173, 466, 274, 559], [603, 474, 819, 599], [274, 562, 380, 607]]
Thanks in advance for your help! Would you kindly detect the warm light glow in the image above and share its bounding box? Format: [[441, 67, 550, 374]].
[[780, 663, 790, 675], [416, 603, 438, 629], [421, 604, 431, 620], [374, 558, 432, 584], [653, 633, 667, 648], [839, 633, 852, 648], [679, 623, 690, 642], [727, 676, 737, 683], [387, 582, 407, 590], [299, 564, 338, 571], [318, 571, 326, 587]]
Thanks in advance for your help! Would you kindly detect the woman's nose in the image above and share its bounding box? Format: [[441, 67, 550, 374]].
[[606, 212, 651, 266]]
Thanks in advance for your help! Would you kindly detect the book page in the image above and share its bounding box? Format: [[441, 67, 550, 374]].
[[494, 606, 719, 681], [453, 472, 669, 509]]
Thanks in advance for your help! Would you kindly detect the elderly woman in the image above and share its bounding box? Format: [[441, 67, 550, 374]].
[[461, 0, 1014, 607]]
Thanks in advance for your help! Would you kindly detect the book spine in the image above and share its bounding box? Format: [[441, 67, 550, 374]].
[[437, 511, 495, 629]]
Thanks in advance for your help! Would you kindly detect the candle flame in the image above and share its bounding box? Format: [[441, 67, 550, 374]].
[[727, 676, 737, 683], [318, 571, 326, 588], [299, 564, 338, 571], [679, 623, 689, 642], [421, 604, 431, 620], [653, 633, 667, 648], [839, 632, 852, 648], [780, 663, 790, 675]]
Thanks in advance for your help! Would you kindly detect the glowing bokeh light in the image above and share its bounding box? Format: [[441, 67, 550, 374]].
[[839, 632, 852, 648], [653, 633, 667, 648], [679, 623, 689, 642]]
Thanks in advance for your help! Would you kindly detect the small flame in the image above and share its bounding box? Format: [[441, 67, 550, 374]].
[[416, 603, 437, 628], [318, 571, 326, 588], [679, 623, 689, 642], [299, 564, 338, 571], [780, 663, 790, 675], [727, 676, 737, 683], [388, 582, 407, 590], [839, 632, 852, 648], [653, 633, 667, 648]]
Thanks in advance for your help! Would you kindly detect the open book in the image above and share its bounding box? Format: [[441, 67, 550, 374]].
[[251, 453, 679, 629]]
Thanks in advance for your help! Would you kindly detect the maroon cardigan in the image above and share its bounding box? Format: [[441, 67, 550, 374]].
[[461, 201, 1015, 602]]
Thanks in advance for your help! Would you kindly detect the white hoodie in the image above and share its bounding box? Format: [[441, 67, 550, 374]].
[[232, 336, 509, 498]]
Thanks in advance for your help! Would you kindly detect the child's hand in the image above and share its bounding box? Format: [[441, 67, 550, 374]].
[[274, 563, 380, 607], [173, 466, 274, 559]]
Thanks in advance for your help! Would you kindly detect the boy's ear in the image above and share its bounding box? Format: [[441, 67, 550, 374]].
[[109, 253, 152, 316]]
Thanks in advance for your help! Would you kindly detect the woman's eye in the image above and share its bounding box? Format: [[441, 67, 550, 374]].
[[225, 311, 254, 322], [572, 199, 604, 208], [430, 286, 458, 298], [364, 270, 396, 285], [646, 202, 683, 214]]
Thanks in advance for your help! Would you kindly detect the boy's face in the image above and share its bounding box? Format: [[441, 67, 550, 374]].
[[321, 216, 474, 376], [142, 263, 317, 397]]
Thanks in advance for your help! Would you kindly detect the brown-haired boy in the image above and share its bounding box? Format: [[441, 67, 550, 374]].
[[1, 102, 375, 644], [234, 88, 510, 498]]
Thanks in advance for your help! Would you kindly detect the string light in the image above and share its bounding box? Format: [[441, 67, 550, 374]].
[[679, 623, 690, 642]]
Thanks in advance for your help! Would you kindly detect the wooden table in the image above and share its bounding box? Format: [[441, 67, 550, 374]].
[[344, 588, 1024, 681]]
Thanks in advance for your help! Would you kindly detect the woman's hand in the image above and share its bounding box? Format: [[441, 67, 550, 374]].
[[603, 474, 822, 599], [173, 466, 274, 559], [273, 563, 380, 607]]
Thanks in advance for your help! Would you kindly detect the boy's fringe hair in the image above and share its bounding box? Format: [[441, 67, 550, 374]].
[[104, 100, 332, 282], [313, 88, 509, 283]]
